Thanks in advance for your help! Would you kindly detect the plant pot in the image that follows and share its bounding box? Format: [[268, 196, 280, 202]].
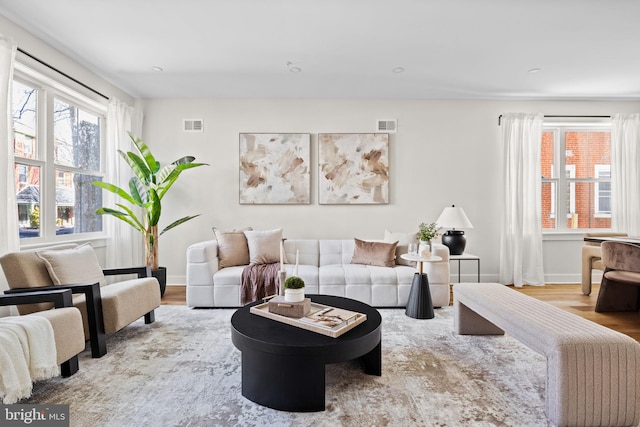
[[151, 267, 167, 297], [284, 288, 305, 303], [419, 240, 432, 257]]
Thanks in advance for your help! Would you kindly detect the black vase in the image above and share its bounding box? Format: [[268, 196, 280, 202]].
[[151, 267, 167, 297], [442, 230, 466, 255]]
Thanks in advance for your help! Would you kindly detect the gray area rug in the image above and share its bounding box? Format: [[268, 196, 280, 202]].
[[24, 305, 550, 426]]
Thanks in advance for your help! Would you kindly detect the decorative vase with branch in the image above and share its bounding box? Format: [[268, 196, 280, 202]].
[[93, 132, 208, 274]]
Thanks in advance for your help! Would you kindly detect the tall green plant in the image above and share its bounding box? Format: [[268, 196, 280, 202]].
[[93, 133, 208, 270]]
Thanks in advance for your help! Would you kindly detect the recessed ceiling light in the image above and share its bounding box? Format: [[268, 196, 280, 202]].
[[151, 66, 164, 72], [392, 67, 405, 73], [528, 68, 542, 74], [286, 61, 302, 73]]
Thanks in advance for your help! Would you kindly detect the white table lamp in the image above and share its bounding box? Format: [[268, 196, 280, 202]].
[[436, 205, 473, 255]]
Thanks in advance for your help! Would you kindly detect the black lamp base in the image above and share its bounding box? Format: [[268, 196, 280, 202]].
[[442, 230, 466, 255]]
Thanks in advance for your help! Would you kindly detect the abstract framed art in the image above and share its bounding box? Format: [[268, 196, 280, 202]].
[[239, 133, 311, 204], [318, 133, 389, 204]]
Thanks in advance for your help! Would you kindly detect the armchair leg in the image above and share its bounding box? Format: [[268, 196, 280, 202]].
[[144, 310, 155, 324], [61, 356, 79, 377], [85, 285, 107, 358]]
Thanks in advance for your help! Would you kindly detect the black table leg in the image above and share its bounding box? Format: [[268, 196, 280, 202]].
[[360, 340, 382, 376], [405, 272, 434, 319], [241, 350, 325, 412]]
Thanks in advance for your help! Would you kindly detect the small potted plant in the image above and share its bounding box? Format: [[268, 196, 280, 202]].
[[418, 222, 442, 255], [284, 276, 305, 303]]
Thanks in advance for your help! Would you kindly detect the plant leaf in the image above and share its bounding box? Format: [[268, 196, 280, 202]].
[[96, 207, 146, 233], [160, 214, 201, 236], [129, 132, 158, 174], [93, 181, 139, 206], [147, 189, 161, 226]]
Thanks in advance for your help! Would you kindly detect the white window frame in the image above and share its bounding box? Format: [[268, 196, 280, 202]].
[[594, 164, 611, 217], [542, 119, 612, 232], [12, 64, 108, 245]]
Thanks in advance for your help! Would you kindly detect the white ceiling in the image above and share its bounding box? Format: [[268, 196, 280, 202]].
[[1, 0, 639, 100]]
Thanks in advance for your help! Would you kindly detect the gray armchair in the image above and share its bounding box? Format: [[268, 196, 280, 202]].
[[581, 232, 628, 295], [595, 241, 640, 312]]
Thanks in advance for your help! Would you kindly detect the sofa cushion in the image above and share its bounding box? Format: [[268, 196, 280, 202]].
[[36, 243, 106, 287], [213, 227, 252, 268], [244, 228, 283, 264], [351, 238, 398, 267], [384, 229, 418, 266]]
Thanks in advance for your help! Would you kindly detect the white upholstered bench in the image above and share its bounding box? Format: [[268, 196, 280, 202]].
[[454, 282, 640, 427]]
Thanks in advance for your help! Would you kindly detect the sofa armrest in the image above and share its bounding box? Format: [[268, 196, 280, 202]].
[[424, 243, 450, 285], [186, 240, 219, 286], [431, 243, 450, 262]]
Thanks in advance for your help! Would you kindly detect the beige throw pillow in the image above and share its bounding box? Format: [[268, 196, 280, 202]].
[[213, 227, 252, 268], [384, 229, 418, 266], [36, 243, 106, 286], [244, 228, 283, 265], [351, 238, 398, 267]]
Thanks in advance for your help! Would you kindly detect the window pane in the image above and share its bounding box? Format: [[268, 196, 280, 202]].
[[566, 182, 611, 229], [56, 171, 103, 235], [12, 81, 37, 160], [15, 164, 40, 239], [595, 166, 611, 215], [542, 181, 556, 229], [565, 131, 610, 179], [54, 99, 101, 170], [541, 132, 554, 179]]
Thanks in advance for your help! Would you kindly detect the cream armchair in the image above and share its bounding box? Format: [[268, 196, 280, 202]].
[[581, 232, 628, 295], [1, 243, 161, 358], [0, 288, 84, 377]]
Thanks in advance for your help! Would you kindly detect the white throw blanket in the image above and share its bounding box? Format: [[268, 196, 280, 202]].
[[0, 315, 59, 404]]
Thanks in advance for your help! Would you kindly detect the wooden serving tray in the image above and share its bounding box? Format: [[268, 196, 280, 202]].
[[250, 300, 367, 338]]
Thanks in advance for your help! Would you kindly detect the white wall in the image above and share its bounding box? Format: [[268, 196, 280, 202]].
[[141, 98, 640, 285]]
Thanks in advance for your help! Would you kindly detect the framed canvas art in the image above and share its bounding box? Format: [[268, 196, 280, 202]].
[[239, 133, 311, 204], [318, 133, 389, 204]]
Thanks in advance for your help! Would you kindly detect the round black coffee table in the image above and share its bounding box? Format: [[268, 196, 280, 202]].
[[231, 294, 382, 412]]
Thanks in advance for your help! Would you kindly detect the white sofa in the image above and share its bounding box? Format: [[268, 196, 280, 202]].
[[186, 239, 451, 308]]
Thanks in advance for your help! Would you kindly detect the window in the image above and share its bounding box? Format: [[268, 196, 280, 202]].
[[541, 121, 611, 231], [594, 165, 611, 216], [12, 72, 105, 241]]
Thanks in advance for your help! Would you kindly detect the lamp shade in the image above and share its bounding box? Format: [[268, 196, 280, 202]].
[[436, 205, 473, 229], [436, 205, 473, 255]]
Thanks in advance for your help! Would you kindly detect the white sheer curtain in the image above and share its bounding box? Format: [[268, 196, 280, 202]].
[[104, 98, 144, 268], [611, 113, 640, 237], [0, 35, 18, 315], [499, 113, 545, 287]]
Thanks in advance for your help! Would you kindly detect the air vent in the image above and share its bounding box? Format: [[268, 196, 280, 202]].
[[183, 119, 204, 132], [376, 119, 397, 133]]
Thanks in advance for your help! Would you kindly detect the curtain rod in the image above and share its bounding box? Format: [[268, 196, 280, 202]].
[[17, 47, 109, 100], [497, 114, 611, 126]]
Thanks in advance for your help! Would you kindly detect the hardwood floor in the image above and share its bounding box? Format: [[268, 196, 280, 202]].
[[161, 284, 640, 341]]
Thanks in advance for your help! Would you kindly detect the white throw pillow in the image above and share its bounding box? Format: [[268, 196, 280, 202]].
[[243, 228, 283, 265], [36, 243, 106, 286], [384, 229, 418, 266]]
